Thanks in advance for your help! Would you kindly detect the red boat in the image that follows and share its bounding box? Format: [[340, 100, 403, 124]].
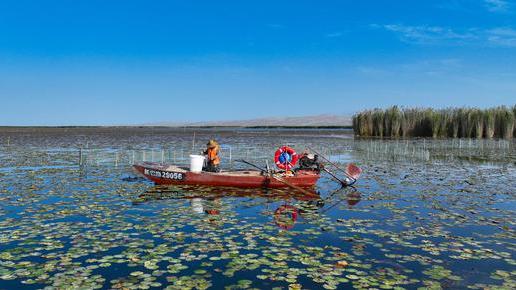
[[132, 162, 320, 188]]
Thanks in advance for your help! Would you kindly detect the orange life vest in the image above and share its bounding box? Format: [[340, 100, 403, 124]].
[[206, 147, 220, 165]]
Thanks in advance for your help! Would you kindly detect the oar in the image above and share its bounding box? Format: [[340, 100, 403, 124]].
[[271, 173, 319, 197], [308, 147, 362, 183], [235, 159, 318, 197]]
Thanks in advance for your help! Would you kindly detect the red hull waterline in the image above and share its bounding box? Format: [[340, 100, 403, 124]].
[[133, 162, 320, 188]]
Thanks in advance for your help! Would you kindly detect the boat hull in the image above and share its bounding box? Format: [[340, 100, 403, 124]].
[[133, 162, 320, 188]]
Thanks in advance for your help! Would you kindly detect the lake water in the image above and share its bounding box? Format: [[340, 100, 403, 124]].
[[0, 128, 514, 289]]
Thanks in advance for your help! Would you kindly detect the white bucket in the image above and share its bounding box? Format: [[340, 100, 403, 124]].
[[189, 154, 205, 172]]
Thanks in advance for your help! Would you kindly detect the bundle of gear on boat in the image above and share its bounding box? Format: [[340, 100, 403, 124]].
[[271, 146, 324, 175], [296, 152, 324, 172]]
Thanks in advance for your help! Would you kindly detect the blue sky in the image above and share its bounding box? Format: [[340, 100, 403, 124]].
[[0, 0, 515, 125]]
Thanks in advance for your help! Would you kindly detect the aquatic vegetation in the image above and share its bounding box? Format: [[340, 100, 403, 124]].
[[513, 105, 516, 136], [0, 128, 514, 289], [353, 105, 516, 139]]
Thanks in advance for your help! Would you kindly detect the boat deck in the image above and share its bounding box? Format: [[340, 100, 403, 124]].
[[157, 164, 264, 177]]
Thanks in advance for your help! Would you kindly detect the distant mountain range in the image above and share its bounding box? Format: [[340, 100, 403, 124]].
[[143, 114, 352, 127]]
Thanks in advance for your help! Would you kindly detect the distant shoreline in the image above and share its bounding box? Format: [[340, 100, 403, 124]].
[[0, 125, 353, 129]]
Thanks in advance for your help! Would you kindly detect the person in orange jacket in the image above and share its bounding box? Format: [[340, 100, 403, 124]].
[[203, 139, 221, 172]]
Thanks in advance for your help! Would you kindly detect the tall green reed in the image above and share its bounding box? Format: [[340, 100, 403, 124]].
[[353, 105, 515, 139]]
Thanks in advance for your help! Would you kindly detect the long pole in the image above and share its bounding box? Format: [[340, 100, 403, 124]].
[[308, 147, 356, 182], [322, 168, 347, 186]]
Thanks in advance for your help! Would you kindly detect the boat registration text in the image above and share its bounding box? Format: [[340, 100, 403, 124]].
[[144, 169, 185, 180]]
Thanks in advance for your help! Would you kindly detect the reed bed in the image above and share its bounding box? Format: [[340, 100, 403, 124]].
[[353, 106, 515, 139]]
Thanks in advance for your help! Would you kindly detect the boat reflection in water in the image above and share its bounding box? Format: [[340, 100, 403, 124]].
[[133, 185, 360, 230]]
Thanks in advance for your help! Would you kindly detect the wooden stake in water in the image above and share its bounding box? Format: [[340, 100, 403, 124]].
[[192, 132, 196, 151], [79, 147, 83, 166]]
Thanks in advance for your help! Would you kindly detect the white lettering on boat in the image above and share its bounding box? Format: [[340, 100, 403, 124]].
[[144, 169, 184, 180]]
